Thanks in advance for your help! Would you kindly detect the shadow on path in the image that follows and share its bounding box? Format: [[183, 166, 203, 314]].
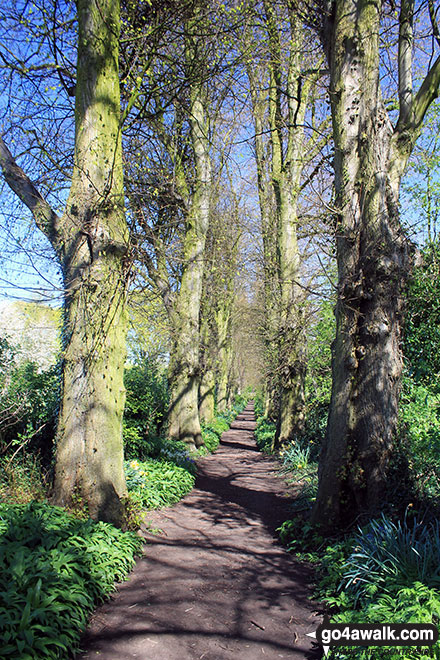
[[78, 403, 322, 660]]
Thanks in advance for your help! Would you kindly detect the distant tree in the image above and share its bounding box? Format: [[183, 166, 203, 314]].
[[246, 0, 327, 448]]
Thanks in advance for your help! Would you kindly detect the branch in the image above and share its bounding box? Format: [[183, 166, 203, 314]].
[[412, 54, 440, 133], [397, 0, 414, 127], [0, 136, 61, 248], [428, 0, 440, 49]]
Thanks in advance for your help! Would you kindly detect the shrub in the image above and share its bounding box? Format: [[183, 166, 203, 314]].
[[124, 458, 195, 509], [123, 360, 169, 459], [254, 417, 276, 453], [0, 501, 143, 659], [0, 454, 48, 504], [201, 427, 221, 453], [0, 345, 59, 466], [404, 241, 440, 390], [339, 514, 440, 606], [398, 375, 440, 501]]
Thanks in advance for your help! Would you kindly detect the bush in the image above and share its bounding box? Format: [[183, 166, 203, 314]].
[[339, 514, 440, 606], [398, 374, 440, 501], [123, 360, 169, 459], [0, 454, 48, 504], [404, 241, 440, 390], [201, 427, 221, 453], [0, 501, 143, 659], [254, 417, 276, 453], [124, 458, 195, 509], [315, 514, 440, 659], [0, 341, 59, 465]]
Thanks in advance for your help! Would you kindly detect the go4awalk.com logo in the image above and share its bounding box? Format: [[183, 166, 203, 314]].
[[307, 616, 439, 656]]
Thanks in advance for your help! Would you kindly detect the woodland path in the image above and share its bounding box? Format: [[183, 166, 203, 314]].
[[78, 403, 322, 660]]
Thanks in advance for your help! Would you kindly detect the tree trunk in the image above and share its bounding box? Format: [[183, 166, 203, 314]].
[[215, 305, 232, 413], [53, 0, 128, 524], [199, 311, 216, 424], [199, 367, 216, 424], [0, 0, 129, 526], [311, 0, 440, 530], [167, 29, 211, 449]]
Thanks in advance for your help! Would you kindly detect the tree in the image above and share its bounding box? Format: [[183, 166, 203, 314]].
[[246, 0, 326, 447], [200, 180, 242, 415], [123, 0, 247, 448], [0, 0, 129, 526], [310, 0, 440, 530]]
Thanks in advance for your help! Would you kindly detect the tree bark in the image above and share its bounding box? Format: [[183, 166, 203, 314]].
[[0, 0, 128, 526], [311, 0, 440, 530], [167, 21, 211, 449]]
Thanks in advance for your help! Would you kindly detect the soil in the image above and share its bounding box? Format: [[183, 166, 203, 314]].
[[77, 403, 323, 660]]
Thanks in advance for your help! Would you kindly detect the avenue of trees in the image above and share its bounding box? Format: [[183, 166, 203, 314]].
[[1, 0, 440, 535]]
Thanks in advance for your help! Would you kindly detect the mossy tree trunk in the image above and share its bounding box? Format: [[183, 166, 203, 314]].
[[167, 17, 212, 450], [198, 311, 216, 424], [311, 0, 440, 531], [0, 0, 129, 526], [248, 3, 320, 443], [215, 305, 233, 413]]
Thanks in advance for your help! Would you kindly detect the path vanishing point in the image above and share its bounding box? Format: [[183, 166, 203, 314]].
[[78, 403, 322, 660]]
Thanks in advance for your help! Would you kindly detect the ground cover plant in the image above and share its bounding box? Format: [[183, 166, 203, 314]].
[[315, 514, 440, 660], [0, 501, 143, 659], [125, 458, 196, 509], [123, 397, 248, 510]]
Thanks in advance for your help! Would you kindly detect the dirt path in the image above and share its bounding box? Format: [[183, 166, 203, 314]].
[[78, 404, 322, 660]]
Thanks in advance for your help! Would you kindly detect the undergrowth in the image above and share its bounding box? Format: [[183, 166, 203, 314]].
[[0, 501, 143, 659], [253, 392, 440, 660], [124, 458, 196, 509], [279, 512, 440, 660]]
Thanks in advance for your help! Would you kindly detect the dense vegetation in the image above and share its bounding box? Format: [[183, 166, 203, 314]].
[[0, 502, 143, 659], [252, 238, 440, 659], [0, 0, 439, 658], [0, 331, 246, 657]]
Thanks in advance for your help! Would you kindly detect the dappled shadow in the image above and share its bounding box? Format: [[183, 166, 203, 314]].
[[78, 404, 322, 660]]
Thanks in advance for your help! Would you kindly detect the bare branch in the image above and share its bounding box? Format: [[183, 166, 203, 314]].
[[428, 0, 440, 49], [0, 136, 61, 248]]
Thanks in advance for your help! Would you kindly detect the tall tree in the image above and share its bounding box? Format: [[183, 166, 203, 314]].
[[246, 0, 326, 447], [166, 26, 212, 448], [124, 2, 215, 451], [0, 0, 129, 526], [311, 0, 440, 530]]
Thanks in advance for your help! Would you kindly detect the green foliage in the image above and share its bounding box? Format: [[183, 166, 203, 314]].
[[209, 416, 230, 436], [124, 458, 195, 509], [326, 584, 440, 659], [339, 514, 440, 606], [253, 391, 264, 418], [254, 417, 276, 453], [281, 443, 312, 472], [404, 242, 440, 390], [123, 359, 169, 459], [200, 427, 221, 453], [315, 514, 440, 660], [0, 454, 47, 504], [0, 501, 143, 659], [303, 298, 335, 448], [398, 375, 440, 500], [0, 338, 59, 463]]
